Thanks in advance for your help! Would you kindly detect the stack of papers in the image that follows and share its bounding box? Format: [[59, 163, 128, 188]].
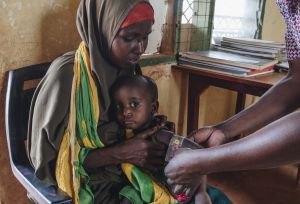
[[274, 61, 289, 72], [214, 37, 286, 61], [178, 50, 278, 77]]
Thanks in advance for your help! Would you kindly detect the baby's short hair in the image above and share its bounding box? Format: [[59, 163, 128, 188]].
[[111, 75, 158, 102]]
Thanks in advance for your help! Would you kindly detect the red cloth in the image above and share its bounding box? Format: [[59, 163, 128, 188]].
[[174, 193, 192, 203], [121, 2, 154, 29]]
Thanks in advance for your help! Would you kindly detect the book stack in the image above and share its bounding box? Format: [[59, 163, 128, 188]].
[[214, 37, 286, 61], [178, 50, 278, 77], [275, 61, 289, 72]]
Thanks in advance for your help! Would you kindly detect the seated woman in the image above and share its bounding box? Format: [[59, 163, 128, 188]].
[[27, 0, 231, 203]]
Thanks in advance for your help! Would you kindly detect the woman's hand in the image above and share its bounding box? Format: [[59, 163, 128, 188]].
[[188, 126, 227, 147], [84, 127, 166, 170], [118, 127, 166, 171]]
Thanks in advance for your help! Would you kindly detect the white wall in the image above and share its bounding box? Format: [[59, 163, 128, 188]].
[[262, 0, 285, 42], [146, 0, 168, 54]]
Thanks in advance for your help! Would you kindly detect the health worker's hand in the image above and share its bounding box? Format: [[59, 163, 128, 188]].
[[165, 149, 204, 190], [188, 126, 227, 147]]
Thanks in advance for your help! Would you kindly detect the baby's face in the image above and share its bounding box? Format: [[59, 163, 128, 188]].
[[113, 86, 156, 130]]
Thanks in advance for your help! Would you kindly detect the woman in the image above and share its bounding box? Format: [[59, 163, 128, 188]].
[[28, 0, 232, 203], [28, 0, 167, 203], [165, 0, 300, 193]]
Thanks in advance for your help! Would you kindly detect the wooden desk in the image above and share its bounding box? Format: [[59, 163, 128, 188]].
[[172, 65, 286, 135]]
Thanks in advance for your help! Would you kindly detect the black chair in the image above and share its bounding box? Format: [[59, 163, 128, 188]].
[[5, 63, 72, 204]]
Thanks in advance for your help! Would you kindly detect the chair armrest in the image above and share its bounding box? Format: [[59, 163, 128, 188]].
[[11, 164, 72, 204]]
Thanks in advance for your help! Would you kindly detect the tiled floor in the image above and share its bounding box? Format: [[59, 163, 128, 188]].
[[208, 165, 300, 204]]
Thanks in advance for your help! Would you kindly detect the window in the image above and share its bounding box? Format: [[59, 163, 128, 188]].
[[212, 0, 264, 43], [182, 0, 194, 24], [177, 0, 265, 52], [145, 0, 168, 54], [179, 0, 215, 52], [140, 0, 178, 65]]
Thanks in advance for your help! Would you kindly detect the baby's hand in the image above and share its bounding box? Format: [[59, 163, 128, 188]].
[[154, 115, 176, 132], [154, 129, 174, 146]]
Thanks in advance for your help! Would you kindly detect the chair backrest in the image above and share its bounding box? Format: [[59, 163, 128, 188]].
[[6, 63, 49, 166], [5, 63, 72, 204]]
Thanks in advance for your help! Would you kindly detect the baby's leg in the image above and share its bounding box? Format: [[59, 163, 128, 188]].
[[194, 175, 212, 204]]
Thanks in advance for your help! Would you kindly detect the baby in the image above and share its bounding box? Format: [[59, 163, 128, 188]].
[[111, 75, 211, 204]]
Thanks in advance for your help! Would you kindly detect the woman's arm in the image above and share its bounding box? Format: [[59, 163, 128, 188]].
[[220, 59, 300, 138], [84, 127, 166, 171], [191, 59, 300, 146], [165, 111, 300, 184]]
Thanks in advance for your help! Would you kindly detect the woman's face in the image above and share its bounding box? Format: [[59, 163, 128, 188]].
[[110, 20, 153, 70]]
